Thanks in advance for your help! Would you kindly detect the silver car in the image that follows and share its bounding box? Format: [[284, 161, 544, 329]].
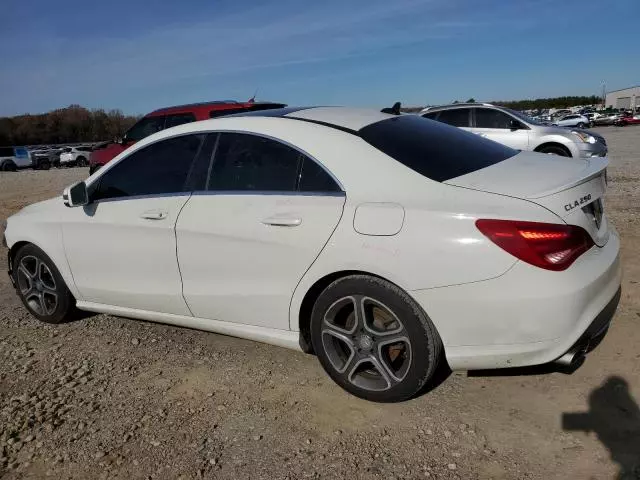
[[420, 103, 607, 158]]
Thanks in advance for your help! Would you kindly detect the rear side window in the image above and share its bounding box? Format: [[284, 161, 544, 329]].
[[165, 113, 197, 128], [208, 133, 301, 192], [359, 116, 517, 182], [93, 134, 204, 201], [299, 157, 341, 192], [421, 112, 438, 120], [125, 116, 166, 142], [0, 147, 14, 157], [434, 108, 471, 127]]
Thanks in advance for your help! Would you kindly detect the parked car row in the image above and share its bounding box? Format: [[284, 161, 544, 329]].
[[420, 102, 607, 158], [0, 144, 95, 171]]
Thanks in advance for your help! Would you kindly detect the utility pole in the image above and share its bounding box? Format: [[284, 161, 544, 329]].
[[601, 81, 606, 108]]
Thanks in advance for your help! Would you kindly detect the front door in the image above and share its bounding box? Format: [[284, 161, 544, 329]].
[[176, 132, 345, 329], [63, 133, 207, 315]]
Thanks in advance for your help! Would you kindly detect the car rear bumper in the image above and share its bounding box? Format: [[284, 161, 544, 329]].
[[409, 228, 621, 370]]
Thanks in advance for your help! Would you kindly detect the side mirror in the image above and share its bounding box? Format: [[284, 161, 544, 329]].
[[509, 119, 522, 130], [63, 181, 89, 207], [114, 136, 124, 145]]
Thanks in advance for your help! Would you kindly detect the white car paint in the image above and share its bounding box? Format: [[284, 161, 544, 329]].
[[4, 107, 621, 373], [59, 146, 92, 165]]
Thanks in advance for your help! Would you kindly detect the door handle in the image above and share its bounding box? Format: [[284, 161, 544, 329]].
[[140, 210, 168, 220], [262, 216, 302, 227]]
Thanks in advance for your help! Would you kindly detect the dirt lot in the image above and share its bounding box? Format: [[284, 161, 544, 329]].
[[1, 127, 639, 480]]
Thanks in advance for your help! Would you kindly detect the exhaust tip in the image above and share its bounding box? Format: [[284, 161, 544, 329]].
[[554, 344, 588, 368]]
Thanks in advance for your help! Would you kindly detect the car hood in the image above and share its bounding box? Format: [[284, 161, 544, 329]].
[[532, 124, 605, 142], [14, 197, 61, 216]]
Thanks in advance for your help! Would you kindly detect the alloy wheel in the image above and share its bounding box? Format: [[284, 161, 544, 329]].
[[16, 255, 58, 316], [321, 295, 412, 392]]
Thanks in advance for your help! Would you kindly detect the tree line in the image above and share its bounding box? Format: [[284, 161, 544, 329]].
[[0, 105, 139, 147]]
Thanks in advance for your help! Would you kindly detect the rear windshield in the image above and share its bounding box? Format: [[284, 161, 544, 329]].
[[359, 115, 517, 182]]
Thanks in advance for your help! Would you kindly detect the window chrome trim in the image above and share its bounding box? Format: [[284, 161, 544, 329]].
[[191, 190, 346, 198], [91, 191, 192, 204]]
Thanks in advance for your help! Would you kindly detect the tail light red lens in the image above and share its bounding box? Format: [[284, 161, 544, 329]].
[[475, 219, 594, 271]]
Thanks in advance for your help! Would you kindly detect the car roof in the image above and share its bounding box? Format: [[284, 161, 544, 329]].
[[229, 106, 394, 132], [148, 100, 286, 116]]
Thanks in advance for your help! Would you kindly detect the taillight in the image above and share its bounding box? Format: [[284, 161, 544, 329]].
[[475, 219, 594, 271]]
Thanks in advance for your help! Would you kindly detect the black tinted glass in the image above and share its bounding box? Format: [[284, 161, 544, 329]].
[[359, 116, 517, 182], [209, 133, 301, 191], [0, 147, 13, 157], [435, 109, 470, 127], [125, 116, 166, 142], [299, 157, 341, 192], [94, 134, 204, 200], [422, 112, 438, 120], [474, 108, 513, 129], [165, 113, 196, 128]]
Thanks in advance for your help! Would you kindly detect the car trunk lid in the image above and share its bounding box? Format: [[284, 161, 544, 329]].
[[445, 151, 609, 246]]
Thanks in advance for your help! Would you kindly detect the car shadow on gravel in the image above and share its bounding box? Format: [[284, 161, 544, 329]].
[[563, 376, 640, 480]]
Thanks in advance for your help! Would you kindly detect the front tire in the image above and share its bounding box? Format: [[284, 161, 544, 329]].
[[76, 156, 87, 167], [310, 275, 442, 402], [538, 145, 571, 157], [13, 244, 75, 324], [576, 122, 586, 129]]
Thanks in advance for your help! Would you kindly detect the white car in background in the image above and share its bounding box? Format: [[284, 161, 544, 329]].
[[3, 107, 621, 402], [59, 146, 92, 167], [553, 114, 591, 128]]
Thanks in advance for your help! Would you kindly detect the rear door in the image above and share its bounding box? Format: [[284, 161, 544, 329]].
[[176, 132, 345, 329], [472, 108, 529, 150]]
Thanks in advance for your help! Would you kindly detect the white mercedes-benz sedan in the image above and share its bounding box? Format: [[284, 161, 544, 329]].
[[3, 107, 621, 402]]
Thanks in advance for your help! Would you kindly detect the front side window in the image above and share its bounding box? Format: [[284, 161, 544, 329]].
[[434, 108, 471, 127], [124, 116, 166, 142], [208, 133, 301, 192], [165, 113, 197, 128], [474, 108, 514, 129], [93, 134, 204, 201], [360, 115, 517, 182]]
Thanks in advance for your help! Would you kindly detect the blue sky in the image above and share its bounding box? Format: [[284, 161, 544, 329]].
[[1, 0, 638, 116]]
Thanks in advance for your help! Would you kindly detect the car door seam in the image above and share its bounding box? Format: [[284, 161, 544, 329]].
[[175, 193, 195, 317], [287, 195, 348, 331]]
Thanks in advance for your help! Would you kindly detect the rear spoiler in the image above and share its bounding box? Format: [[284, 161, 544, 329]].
[[531, 157, 608, 199], [381, 102, 402, 115]]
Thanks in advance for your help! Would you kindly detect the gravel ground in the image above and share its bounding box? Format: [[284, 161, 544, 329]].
[[1, 127, 639, 480]]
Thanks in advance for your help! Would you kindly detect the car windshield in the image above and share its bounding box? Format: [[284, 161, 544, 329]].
[[503, 108, 548, 125], [359, 115, 518, 182]]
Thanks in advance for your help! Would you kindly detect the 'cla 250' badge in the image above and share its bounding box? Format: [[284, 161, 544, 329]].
[[564, 194, 592, 212]]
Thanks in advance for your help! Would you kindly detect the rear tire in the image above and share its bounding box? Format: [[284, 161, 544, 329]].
[[1, 160, 17, 172], [12, 244, 76, 324], [576, 122, 586, 129], [76, 156, 87, 167], [310, 275, 442, 402], [537, 145, 571, 157]]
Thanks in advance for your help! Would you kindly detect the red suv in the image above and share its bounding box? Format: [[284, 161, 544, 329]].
[[89, 100, 286, 174]]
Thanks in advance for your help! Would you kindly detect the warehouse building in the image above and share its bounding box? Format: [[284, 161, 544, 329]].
[[605, 85, 640, 110]]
